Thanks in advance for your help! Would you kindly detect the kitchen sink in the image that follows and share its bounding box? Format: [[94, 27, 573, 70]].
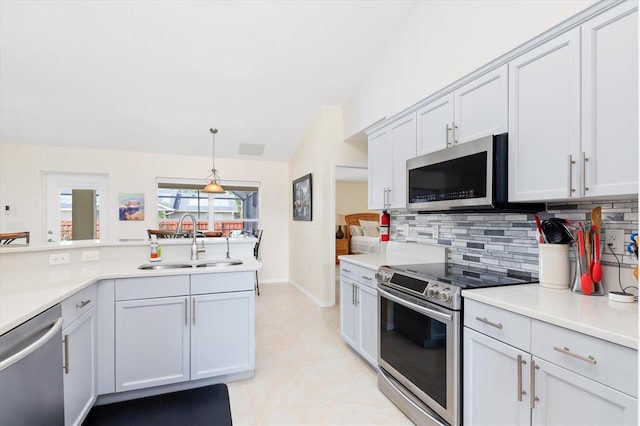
[[195, 260, 243, 267], [138, 263, 194, 270], [138, 259, 244, 270]]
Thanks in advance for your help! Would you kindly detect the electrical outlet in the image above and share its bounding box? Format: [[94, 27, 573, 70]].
[[605, 229, 624, 254], [82, 250, 100, 261], [49, 252, 70, 265], [432, 225, 439, 239]]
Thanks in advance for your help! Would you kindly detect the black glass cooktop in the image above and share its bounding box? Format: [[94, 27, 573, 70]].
[[384, 262, 536, 289]]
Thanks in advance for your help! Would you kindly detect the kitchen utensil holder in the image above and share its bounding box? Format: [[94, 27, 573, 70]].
[[539, 243, 571, 289], [569, 242, 604, 295]]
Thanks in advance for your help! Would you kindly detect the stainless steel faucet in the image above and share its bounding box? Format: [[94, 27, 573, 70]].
[[176, 213, 205, 260]]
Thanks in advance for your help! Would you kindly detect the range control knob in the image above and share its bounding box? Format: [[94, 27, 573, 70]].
[[375, 272, 390, 284], [427, 284, 440, 299], [439, 288, 452, 303]]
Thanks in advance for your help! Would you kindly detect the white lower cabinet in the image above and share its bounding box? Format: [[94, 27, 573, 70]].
[[115, 296, 190, 391], [62, 284, 97, 426], [339, 260, 377, 367], [190, 291, 255, 380], [114, 272, 255, 393], [531, 357, 637, 425], [464, 299, 637, 425]]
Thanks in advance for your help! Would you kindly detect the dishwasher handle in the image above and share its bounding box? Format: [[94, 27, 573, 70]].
[[0, 317, 63, 372]]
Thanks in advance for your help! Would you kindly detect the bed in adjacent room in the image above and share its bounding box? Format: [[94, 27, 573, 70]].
[[344, 212, 381, 255]]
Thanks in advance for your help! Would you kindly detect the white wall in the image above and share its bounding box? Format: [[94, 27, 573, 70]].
[[343, 0, 598, 138], [0, 142, 289, 283], [289, 106, 367, 305], [336, 181, 369, 218]]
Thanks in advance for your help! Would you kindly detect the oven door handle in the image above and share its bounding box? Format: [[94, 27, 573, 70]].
[[378, 287, 452, 322]]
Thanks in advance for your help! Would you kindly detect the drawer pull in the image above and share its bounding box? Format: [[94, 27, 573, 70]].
[[475, 316, 503, 329], [341, 268, 352, 273], [76, 299, 91, 309], [553, 346, 597, 365], [361, 275, 373, 281]]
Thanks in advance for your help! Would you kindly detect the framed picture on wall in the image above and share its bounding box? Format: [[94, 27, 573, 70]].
[[292, 173, 312, 221]]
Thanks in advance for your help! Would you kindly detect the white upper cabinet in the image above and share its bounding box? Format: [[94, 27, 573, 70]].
[[368, 112, 416, 210], [416, 94, 454, 155], [508, 28, 581, 202], [417, 65, 508, 155], [581, 1, 638, 198], [510, 1, 638, 202]]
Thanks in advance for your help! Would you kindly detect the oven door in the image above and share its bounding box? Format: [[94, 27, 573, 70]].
[[378, 285, 461, 426]]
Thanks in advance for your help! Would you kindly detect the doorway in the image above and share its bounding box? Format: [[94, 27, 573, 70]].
[[45, 173, 109, 242], [331, 162, 368, 305]]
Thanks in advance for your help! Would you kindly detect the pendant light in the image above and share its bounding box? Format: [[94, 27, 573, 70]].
[[202, 128, 225, 193]]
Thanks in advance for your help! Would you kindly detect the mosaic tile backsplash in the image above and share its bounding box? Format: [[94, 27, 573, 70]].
[[390, 199, 638, 280]]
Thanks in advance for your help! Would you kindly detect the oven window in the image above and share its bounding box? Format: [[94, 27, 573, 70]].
[[380, 296, 448, 408]]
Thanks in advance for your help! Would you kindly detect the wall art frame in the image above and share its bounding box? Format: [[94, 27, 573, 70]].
[[292, 173, 312, 221]]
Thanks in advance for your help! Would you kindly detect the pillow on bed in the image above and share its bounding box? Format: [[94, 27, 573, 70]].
[[350, 225, 364, 237], [359, 220, 380, 237]]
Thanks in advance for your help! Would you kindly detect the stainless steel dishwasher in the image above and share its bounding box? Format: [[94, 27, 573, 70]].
[[0, 304, 64, 425]]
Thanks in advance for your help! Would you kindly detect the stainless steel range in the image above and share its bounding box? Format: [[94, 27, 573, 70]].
[[375, 263, 535, 426]]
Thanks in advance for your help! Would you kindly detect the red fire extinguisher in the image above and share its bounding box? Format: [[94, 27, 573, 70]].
[[380, 210, 390, 242]]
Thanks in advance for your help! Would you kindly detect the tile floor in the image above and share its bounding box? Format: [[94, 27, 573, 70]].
[[227, 283, 412, 425]]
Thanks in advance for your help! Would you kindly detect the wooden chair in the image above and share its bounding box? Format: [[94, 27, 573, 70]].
[[253, 229, 263, 295], [0, 231, 30, 245]]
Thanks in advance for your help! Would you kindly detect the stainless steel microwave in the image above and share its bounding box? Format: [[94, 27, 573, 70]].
[[406, 133, 544, 212]]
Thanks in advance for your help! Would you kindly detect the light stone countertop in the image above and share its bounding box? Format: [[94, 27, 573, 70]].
[[0, 255, 260, 336], [462, 284, 638, 350], [339, 244, 637, 350]]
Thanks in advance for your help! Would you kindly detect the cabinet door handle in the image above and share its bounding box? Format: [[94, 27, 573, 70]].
[[192, 297, 196, 326], [383, 187, 391, 209], [581, 152, 589, 195], [553, 346, 597, 365], [517, 355, 527, 401], [530, 360, 539, 409], [355, 285, 359, 306], [184, 298, 188, 326], [568, 154, 576, 196], [445, 123, 451, 147], [452, 121, 458, 144], [475, 316, 503, 329], [63, 334, 70, 374], [76, 299, 91, 309]]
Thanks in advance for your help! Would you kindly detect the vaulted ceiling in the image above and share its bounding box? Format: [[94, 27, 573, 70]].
[[0, 1, 416, 161]]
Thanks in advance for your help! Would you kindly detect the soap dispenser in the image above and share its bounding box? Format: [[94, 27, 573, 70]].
[[150, 235, 161, 262]]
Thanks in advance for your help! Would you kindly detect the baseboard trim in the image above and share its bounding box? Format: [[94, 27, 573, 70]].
[[288, 279, 334, 307]]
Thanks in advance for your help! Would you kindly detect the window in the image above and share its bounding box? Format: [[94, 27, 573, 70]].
[[156, 179, 259, 236]]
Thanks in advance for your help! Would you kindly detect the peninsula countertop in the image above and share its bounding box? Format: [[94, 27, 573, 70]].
[[0, 251, 260, 335]]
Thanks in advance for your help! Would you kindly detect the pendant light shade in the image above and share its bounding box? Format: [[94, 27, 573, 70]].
[[203, 128, 225, 194]]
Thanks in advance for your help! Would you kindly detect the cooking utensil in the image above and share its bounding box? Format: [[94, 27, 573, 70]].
[[584, 223, 592, 280], [591, 225, 602, 282], [541, 218, 573, 243], [578, 223, 593, 295], [534, 214, 544, 243], [590, 206, 602, 282]]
